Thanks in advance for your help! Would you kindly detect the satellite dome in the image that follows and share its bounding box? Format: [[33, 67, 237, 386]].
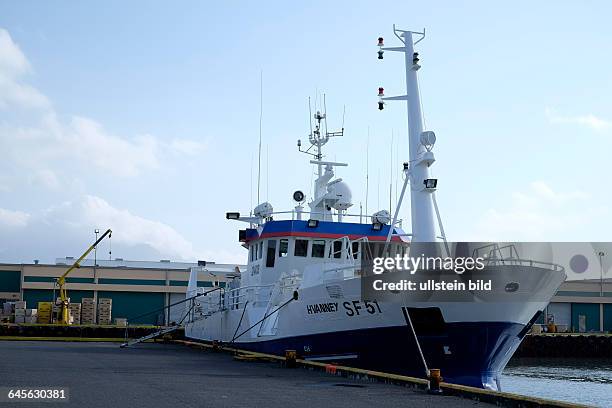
[[371, 210, 391, 225], [328, 180, 353, 210], [253, 202, 273, 218]]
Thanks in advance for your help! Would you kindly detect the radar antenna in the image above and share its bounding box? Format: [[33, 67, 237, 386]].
[[296, 95, 348, 221], [297, 94, 344, 160]]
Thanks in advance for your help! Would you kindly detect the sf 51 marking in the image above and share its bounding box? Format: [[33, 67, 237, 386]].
[[343, 300, 382, 316]]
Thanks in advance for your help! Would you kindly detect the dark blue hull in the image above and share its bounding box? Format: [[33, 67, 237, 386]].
[[225, 322, 524, 390]]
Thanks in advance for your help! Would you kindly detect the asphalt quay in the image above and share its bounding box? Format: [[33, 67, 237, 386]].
[[0, 341, 494, 408]]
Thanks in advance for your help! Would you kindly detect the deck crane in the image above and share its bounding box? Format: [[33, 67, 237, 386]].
[[55, 228, 112, 324]]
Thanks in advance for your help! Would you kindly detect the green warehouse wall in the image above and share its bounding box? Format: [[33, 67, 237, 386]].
[[604, 304, 612, 332], [97, 291, 165, 325], [23, 289, 94, 306], [571, 303, 600, 332], [0, 270, 21, 292]]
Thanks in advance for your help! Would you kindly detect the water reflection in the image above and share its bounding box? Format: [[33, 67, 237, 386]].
[[503, 358, 612, 407], [506, 358, 612, 384]]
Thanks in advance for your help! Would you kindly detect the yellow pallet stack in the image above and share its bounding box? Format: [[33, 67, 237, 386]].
[[81, 298, 96, 325], [37, 302, 52, 324], [98, 298, 112, 325]]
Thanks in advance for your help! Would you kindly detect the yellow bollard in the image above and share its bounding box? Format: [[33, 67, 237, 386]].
[[428, 369, 443, 394], [285, 349, 297, 368]]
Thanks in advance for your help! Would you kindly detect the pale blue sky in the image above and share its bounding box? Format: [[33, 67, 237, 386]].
[[0, 1, 610, 264]]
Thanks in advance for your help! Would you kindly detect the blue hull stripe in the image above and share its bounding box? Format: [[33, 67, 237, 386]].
[[245, 220, 406, 243]]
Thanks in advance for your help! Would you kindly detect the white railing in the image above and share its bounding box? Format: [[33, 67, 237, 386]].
[[196, 287, 226, 316], [261, 210, 403, 226], [472, 243, 565, 272], [227, 284, 274, 310]]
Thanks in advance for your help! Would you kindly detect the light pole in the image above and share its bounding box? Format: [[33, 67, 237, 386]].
[[94, 229, 99, 267], [598, 251, 605, 297]]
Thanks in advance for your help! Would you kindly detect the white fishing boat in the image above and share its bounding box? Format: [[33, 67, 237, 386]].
[[184, 26, 565, 390]]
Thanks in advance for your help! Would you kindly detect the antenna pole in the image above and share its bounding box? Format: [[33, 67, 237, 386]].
[[308, 97, 313, 136], [323, 94, 328, 137], [389, 131, 393, 216], [365, 127, 369, 219], [257, 70, 263, 204]]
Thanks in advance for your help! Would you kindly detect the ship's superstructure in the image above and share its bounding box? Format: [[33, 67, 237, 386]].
[[184, 26, 565, 390]]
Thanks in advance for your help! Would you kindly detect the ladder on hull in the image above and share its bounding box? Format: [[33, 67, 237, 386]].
[[119, 286, 224, 348]]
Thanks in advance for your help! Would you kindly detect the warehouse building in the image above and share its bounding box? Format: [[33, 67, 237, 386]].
[[545, 278, 612, 332], [0, 258, 243, 325]]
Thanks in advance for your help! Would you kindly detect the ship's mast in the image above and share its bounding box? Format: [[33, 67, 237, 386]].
[[298, 98, 346, 221], [379, 27, 438, 242]]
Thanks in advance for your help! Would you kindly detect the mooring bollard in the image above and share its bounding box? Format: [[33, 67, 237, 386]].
[[428, 368, 443, 394], [285, 349, 297, 368], [325, 364, 337, 375]]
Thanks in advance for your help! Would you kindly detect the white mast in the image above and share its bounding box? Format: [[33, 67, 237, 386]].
[[297, 98, 347, 221], [379, 27, 437, 242]]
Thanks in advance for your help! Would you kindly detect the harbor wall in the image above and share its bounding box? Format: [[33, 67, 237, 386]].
[[516, 333, 612, 358]]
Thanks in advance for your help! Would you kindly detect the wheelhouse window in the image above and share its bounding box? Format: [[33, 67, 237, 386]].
[[279, 239, 289, 257], [259, 241, 263, 260], [352, 242, 360, 259], [333, 240, 342, 259], [294, 239, 308, 257], [312, 240, 325, 258], [266, 240, 276, 267]]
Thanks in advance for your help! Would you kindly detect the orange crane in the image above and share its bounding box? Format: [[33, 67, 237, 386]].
[[55, 229, 112, 324]]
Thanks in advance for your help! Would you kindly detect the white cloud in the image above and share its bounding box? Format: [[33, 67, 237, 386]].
[[0, 207, 30, 227], [0, 27, 207, 187], [30, 169, 60, 190], [469, 181, 607, 241], [67, 116, 160, 177], [0, 28, 30, 77], [168, 138, 208, 156], [0, 27, 224, 264], [81, 195, 197, 260], [545, 107, 612, 132], [0, 28, 50, 110], [0, 195, 202, 261]]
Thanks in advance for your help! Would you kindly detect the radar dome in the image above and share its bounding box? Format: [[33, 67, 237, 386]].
[[253, 202, 273, 218], [371, 210, 391, 225], [328, 180, 353, 210]]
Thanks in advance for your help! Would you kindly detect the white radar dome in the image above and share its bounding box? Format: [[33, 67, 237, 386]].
[[253, 202, 273, 218], [328, 180, 353, 210], [371, 210, 391, 225]]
